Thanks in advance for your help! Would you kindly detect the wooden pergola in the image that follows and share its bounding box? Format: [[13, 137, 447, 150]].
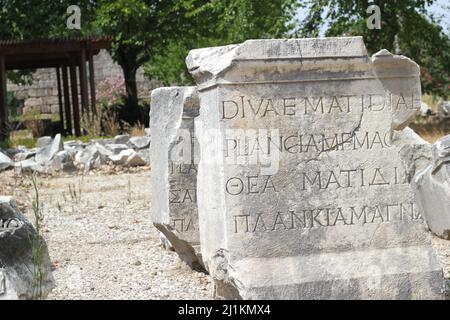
[[0, 36, 113, 140]]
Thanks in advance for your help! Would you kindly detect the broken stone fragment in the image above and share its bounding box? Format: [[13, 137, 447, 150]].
[[13, 147, 37, 162], [14, 158, 46, 174], [124, 150, 147, 167], [136, 149, 150, 165], [108, 149, 146, 167], [105, 144, 130, 155], [0, 197, 54, 299], [36, 136, 53, 148], [113, 134, 131, 145], [128, 136, 151, 150], [74, 145, 103, 171], [394, 127, 433, 175], [63, 140, 84, 151], [35, 134, 63, 166], [0, 151, 13, 171], [150, 86, 204, 271], [51, 150, 77, 173], [414, 135, 450, 239]]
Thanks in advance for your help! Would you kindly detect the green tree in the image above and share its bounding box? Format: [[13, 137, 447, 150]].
[[145, 0, 300, 85], [0, 0, 95, 85], [1, 0, 300, 122], [297, 0, 450, 98], [92, 0, 161, 122], [0, 0, 96, 39]]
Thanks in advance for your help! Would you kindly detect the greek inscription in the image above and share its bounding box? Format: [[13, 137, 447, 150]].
[[233, 202, 422, 233]]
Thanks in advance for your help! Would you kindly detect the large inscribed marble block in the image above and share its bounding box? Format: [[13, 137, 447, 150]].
[[186, 37, 444, 299], [150, 87, 203, 270]]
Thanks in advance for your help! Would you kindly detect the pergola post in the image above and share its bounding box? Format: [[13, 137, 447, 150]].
[[0, 55, 8, 141], [88, 49, 97, 116], [56, 66, 65, 133], [70, 61, 81, 137], [79, 48, 89, 117], [62, 66, 72, 135]]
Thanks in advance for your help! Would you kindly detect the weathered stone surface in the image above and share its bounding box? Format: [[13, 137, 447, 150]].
[[414, 135, 450, 239], [187, 37, 444, 299], [35, 134, 63, 165], [74, 145, 103, 171], [128, 136, 151, 150], [93, 142, 114, 160], [395, 127, 433, 174], [91, 138, 114, 146], [113, 134, 131, 145], [13, 147, 37, 162], [14, 159, 45, 174], [124, 150, 147, 167], [137, 149, 150, 165], [51, 150, 77, 173], [0, 197, 54, 299], [36, 136, 53, 148], [108, 149, 146, 167], [0, 152, 13, 171], [150, 86, 204, 271], [105, 143, 130, 155], [63, 140, 84, 150]]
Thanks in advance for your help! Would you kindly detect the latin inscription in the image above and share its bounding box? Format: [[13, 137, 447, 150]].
[[221, 94, 419, 120]]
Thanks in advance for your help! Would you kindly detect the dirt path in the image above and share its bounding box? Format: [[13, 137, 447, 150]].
[[0, 168, 448, 299], [17, 169, 212, 300]]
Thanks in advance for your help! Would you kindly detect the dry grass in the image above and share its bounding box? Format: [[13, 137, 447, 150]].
[[410, 118, 449, 143], [407, 95, 449, 143], [81, 107, 120, 138], [122, 121, 146, 136], [416, 128, 448, 143]]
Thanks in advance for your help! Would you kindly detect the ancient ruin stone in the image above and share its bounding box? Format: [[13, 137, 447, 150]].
[[187, 37, 444, 299], [414, 135, 450, 240], [150, 87, 204, 271], [0, 197, 54, 299]]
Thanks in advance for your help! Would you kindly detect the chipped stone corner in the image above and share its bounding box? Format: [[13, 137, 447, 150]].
[[186, 44, 239, 85], [413, 135, 450, 240], [393, 127, 433, 177], [208, 249, 244, 300], [371, 49, 421, 132]]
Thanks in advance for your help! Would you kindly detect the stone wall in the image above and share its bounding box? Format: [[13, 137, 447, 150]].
[[7, 50, 159, 116]]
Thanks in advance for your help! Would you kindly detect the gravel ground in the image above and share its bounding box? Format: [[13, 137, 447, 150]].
[[0, 168, 448, 299], [5, 169, 213, 300]]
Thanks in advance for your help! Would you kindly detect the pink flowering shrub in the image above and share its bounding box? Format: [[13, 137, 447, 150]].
[[96, 75, 126, 109]]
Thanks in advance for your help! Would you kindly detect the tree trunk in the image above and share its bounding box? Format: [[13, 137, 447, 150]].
[[123, 65, 139, 108], [117, 48, 141, 125]]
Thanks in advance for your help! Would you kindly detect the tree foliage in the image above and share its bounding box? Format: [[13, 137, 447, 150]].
[[0, 0, 300, 121], [145, 0, 300, 85], [0, 0, 94, 84], [297, 0, 450, 98]]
